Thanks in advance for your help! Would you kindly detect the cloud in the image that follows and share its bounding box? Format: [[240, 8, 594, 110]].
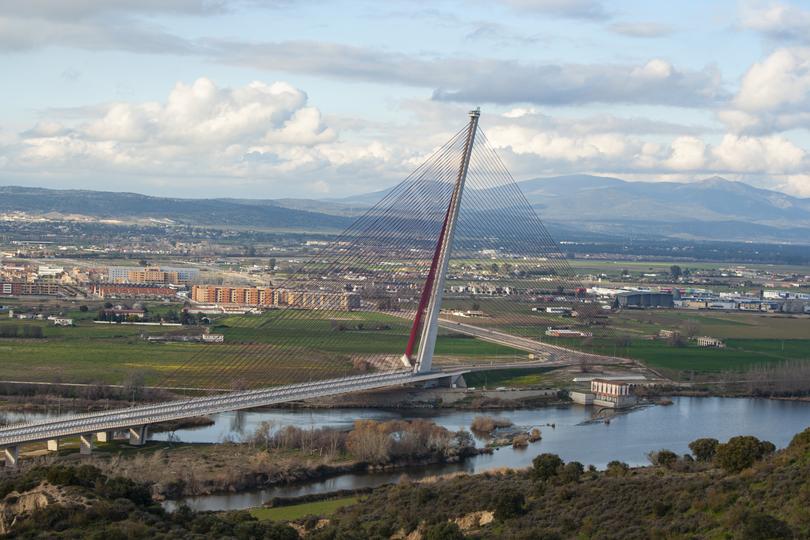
[[740, 1, 810, 43], [4, 78, 400, 196], [608, 21, 674, 38], [497, 0, 609, 20], [217, 40, 726, 107], [719, 47, 810, 133]]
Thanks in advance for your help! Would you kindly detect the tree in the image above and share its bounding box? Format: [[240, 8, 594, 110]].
[[670, 265, 682, 279], [649, 449, 678, 468], [493, 489, 525, 521], [605, 460, 629, 477], [490, 263, 499, 273], [79, 305, 89, 312], [716, 436, 775, 473], [532, 453, 563, 482], [689, 438, 719, 462]]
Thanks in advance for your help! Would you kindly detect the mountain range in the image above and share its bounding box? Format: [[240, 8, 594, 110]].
[[2, 175, 810, 243]]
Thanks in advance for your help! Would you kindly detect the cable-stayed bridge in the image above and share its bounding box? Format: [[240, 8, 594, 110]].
[[1, 110, 621, 466]]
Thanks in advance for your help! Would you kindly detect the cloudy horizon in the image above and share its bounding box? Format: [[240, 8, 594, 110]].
[[2, 0, 810, 198]]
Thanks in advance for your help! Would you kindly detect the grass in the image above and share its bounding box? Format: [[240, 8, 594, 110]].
[[463, 367, 554, 388], [249, 497, 358, 521]]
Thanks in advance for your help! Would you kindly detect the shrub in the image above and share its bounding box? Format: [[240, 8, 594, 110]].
[[493, 489, 525, 521], [532, 453, 563, 482], [689, 438, 719, 462], [716, 436, 775, 473], [649, 449, 678, 469], [560, 461, 584, 483], [605, 461, 629, 477], [741, 513, 792, 540], [470, 416, 513, 433]]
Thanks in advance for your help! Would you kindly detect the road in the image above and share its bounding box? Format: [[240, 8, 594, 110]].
[[437, 318, 632, 366]]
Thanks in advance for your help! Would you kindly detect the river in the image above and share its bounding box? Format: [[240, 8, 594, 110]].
[[147, 396, 810, 512]]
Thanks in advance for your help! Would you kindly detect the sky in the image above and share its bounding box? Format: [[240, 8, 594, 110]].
[[2, 0, 810, 199]]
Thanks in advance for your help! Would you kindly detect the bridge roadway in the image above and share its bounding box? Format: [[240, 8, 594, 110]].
[[0, 369, 464, 460]]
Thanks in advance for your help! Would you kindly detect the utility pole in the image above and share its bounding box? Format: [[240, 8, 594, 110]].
[[413, 109, 479, 373]]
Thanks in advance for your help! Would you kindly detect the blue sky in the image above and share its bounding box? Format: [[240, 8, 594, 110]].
[[1, 0, 810, 198]]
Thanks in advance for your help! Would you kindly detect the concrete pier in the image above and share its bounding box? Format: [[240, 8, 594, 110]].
[[128, 426, 148, 446], [3, 446, 19, 467], [79, 434, 94, 455], [47, 439, 60, 452], [96, 431, 114, 443]]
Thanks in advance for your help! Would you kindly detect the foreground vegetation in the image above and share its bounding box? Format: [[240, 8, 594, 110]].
[[309, 430, 810, 539], [3, 428, 809, 538]]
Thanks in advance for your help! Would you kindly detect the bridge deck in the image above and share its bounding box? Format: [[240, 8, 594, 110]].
[[0, 370, 462, 448]]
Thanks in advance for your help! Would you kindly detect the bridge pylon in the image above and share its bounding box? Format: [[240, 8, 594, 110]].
[[404, 108, 480, 374]]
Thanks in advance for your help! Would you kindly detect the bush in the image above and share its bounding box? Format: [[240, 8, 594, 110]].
[[493, 489, 525, 521], [470, 416, 513, 433], [689, 438, 719, 462], [716, 436, 775, 473], [532, 453, 563, 482], [741, 513, 792, 539], [605, 461, 629, 477], [649, 449, 678, 469], [560, 461, 584, 483]]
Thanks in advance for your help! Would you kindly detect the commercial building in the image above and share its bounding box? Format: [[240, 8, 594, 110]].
[[613, 291, 674, 309], [108, 266, 199, 285]]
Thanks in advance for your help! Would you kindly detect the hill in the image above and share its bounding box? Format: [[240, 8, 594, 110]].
[[3, 176, 810, 243], [0, 186, 352, 231]]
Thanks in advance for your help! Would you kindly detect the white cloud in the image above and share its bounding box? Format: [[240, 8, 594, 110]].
[[720, 47, 810, 133], [666, 136, 706, 170], [5, 78, 394, 196], [740, 1, 810, 43]]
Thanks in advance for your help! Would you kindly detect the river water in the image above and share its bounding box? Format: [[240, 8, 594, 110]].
[[143, 397, 810, 512]]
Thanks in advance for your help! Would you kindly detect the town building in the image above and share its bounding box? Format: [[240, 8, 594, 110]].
[[191, 285, 360, 311], [0, 282, 60, 296], [91, 283, 176, 299], [108, 266, 199, 285]]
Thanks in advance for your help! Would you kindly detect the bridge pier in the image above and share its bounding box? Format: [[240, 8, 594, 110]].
[[4, 446, 19, 468], [47, 439, 60, 452], [128, 426, 148, 446], [96, 431, 114, 443], [79, 434, 94, 455]]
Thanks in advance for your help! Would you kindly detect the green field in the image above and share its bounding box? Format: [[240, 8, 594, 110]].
[[463, 367, 554, 388], [0, 306, 524, 388], [249, 497, 358, 521]]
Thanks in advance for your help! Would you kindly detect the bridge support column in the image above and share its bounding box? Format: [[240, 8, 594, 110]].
[[128, 426, 148, 446], [3, 446, 19, 468], [79, 434, 94, 455], [47, 439, 60, 452], [96, 431, 114, 443]]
